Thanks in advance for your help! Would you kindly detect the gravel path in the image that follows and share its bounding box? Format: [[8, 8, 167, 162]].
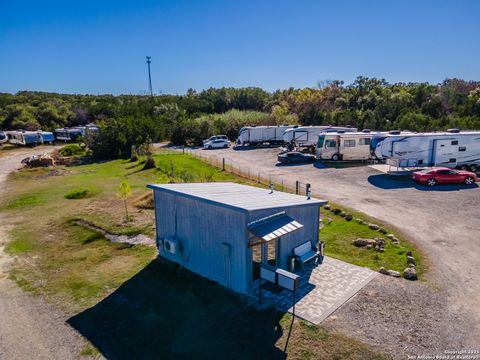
[[178, 146, 480, 354], [0, 147, 88, 360]]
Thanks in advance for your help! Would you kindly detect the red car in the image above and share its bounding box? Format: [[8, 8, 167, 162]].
[[412, 167, 477, 187]]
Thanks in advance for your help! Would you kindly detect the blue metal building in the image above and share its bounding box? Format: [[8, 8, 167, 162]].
[[148, 182, 327, 295]]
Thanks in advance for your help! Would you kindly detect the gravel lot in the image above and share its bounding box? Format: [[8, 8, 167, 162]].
[[184, 145, 480, 353]]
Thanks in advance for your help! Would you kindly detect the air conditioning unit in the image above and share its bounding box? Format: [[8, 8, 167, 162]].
[[163, 237, 180, 255]]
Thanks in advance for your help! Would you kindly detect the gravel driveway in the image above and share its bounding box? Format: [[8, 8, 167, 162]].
[[0, 147, 88, 360], [182, 146, 480, 354]]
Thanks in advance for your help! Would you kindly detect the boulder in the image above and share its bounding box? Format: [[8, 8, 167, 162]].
[[368, 223, 380, 230], [326, 217, 332, 224], [386, 234, 395, 239], [340, 211, 347, 217], [324, 204, 331, 210], [408, 263, 416, 268], [379, 267, 389, 275], [407, 256, 416, 265], [353, 238, 377, 247], [345, 213, 353, 221], [378, 228, 387, 234], [387, 270, 401, 278], [332, 208, 342, 215], [404, 267, 417, 280], [406, 251, 413, 257]]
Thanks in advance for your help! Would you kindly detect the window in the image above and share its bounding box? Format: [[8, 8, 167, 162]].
[[449, 158, 456, 163], [449, 170, 458, 175], [451, 140, 458, 145], [459, 146, 466, 152], [317, 135, 325, 148], [418, 159, 424, 164], [325, 140, 337, 148], [438, 170, 450, 174], [344, 139, 356, 147], [359, 138, 371, 145]]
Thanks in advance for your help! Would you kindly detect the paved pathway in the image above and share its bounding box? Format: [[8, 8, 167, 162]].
[[259, 257, 378, 324]]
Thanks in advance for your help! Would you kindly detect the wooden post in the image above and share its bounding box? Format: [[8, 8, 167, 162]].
[[222, 158, 225, 171], [295, 181, 299, 195], [182, 145, 185, 154]]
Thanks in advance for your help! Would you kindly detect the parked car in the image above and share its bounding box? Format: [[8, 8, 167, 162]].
[[412, 167, 477, 187], [277, 151, 315, 164], [203, 138, 230, 149], [203, 135, 228, 144]]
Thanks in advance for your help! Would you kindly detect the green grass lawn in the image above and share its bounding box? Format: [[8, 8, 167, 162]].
[[320, 208, 424, 277]]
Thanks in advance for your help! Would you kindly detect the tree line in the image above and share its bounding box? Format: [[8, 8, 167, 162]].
[[1, 77, 479, 158]]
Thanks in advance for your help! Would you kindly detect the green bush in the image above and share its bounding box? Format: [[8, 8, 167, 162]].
[[60, 144, 85, 157], [65, 188, 90, 199]]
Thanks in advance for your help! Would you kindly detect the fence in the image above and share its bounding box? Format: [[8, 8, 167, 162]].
[[179, 147, 312, 197]]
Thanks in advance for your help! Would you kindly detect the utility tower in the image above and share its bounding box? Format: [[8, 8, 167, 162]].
[[146, 56, 153, 96]]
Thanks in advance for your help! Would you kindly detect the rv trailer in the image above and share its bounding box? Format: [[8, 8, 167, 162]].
[[0, 130, 7, 144], [38, 131, 55, 144], [6, 130, 42, 146], [235, 125, 297, 146], [283, 126, 358, 151], [374, 129, 480, 171], [54, 127, 84, 142], [315, 130, 375, 161]]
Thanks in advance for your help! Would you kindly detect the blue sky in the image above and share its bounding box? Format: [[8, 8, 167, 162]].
[[0, 0, 479, 95]]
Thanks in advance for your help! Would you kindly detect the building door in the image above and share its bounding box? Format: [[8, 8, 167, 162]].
[[252, 239, 280, 281]]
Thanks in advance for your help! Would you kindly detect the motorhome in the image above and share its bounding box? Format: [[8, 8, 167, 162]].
[[235, 125, 297, 146], [0, 130, 7, 144], [54, 127, 84, 142], [38, 131, 55, 144], [315, 130, 374, 161], [374, 129, 480, 171], [283, 126, 358, 151], [6, 130, 42, 146]]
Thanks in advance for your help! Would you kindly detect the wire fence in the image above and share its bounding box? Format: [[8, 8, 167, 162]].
[[177, 147, 313, 197]]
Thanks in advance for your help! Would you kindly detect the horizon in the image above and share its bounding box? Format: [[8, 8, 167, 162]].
[[1, 0, 479, 95]]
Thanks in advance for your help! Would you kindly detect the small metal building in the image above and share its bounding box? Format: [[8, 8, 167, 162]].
[[147, 182, 327, 295]]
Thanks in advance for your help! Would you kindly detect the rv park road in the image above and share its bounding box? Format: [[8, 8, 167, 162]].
[[0, 147, 88, 360], [182, 146, 480, 349]]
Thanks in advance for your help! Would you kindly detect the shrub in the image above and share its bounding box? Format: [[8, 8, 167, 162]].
[[60, 144, 85, 157], [65, 188, 90, 199]]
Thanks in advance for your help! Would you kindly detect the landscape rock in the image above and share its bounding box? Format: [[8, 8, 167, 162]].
[[379, 267, 389, 275], [407, 256, 416, 266], [404, 267, 418, 280], [378, 228, 387, 234], [368, 223, 380, 230], [345, 213, 353, 221], [340, 211, 347, 217], [332, 208, 342, 215], [353, 238, 377, 247], [323, 204, 331, 210], [326, 217, 332, 224], [387, 270, 401, 277], [408, 263, 416, 268], [406, 251, 413, 257], [386, 234, 395, 239]]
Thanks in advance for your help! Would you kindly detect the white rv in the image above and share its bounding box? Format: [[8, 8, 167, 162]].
[[235, 125, 297, 146], [374, 129, 480, 171], [0, 130, 7, 144], [283, 126, 358, 151], [315, 131, 374, 161], [6, 130, 42, 146]]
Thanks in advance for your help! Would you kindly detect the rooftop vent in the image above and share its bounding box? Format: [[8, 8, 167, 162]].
[[389, 130, 401, 135], [447, 128, 460, 133], [337, 130, 346, 134], [362, 129, 371, 133]]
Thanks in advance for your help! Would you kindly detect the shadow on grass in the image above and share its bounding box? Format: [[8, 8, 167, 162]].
[[68, 258, 286, 360], [368, 173, 479, 191]]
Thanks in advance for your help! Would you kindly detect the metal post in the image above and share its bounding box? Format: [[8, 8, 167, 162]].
[[222, 158, 225, 171], [292, 288, 295, 318], [182, 145, 185, 154], [146, 56, 153, 96], [306, 183, 311, 196], [295, 181, 299, 195], [281, 179, 284, 192]]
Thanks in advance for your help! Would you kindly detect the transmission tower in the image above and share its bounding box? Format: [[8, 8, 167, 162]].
[[146, 56, 153, 96]]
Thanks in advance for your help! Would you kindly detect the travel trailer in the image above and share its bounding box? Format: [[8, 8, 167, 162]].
[[283, 126, 358, 151], [38, 131, 55, 144], [7, 130, 42, 146], [315, 130, 375, 161], [0, 130, 7, 144], [374, 129, 480, 171], [235, 125, 297, 146], [54, 127, 84, 142]]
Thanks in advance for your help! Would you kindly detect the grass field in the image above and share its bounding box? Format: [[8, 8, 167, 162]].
[[0, 148, 411, 358]]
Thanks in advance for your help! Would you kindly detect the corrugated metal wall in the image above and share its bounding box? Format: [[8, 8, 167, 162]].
[[154, 190, 248, 293]]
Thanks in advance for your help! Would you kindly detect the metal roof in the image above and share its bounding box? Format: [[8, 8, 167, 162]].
[[248, 211, 303, 245], [147, 182, 327, 212]]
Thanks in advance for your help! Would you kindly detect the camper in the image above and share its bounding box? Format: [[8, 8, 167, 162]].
[[0, 130, 7, 144], [6, 130, 42, 146], [54, 127, 84, 142], [315, 130, 375, 161], [235, 125, 297, 146], [38, 131, 55, 144], [283, 126, 358, 151], [374, 129, 480, 171]]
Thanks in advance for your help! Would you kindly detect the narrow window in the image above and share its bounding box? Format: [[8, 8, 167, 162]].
[[451, 140, 459, 145], [344, 140, 356, 147], [459, 146, 466, 152], [449, 158, 456, 163]]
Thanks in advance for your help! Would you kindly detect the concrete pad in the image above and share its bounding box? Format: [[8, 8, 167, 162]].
[[258, 257, 378, 324]]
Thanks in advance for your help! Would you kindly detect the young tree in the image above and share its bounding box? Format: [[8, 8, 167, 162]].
[[118, 179, 132, 222]]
